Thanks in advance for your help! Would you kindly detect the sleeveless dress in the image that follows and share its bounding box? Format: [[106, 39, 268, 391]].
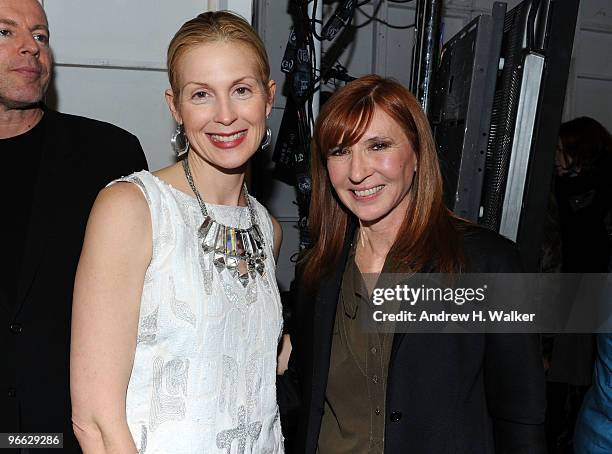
[[111, 170, 284, 454]]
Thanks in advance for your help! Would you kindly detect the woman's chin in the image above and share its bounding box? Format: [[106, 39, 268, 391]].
[[353, 211, 387, 226], [193, 150, 254, 173], [351, 205, 408, 230]]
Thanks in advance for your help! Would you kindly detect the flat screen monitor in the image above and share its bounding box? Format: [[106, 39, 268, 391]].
[[432, 0, 579, 270], [432, 3, 506, 222]]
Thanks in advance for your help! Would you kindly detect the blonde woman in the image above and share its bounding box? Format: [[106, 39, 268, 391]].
[[71, 12, 284, 453]]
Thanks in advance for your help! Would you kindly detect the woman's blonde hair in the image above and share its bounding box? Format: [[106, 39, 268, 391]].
[[167, 11, 271, 99]]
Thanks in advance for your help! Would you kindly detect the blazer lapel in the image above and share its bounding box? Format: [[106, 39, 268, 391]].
[[310, 220, 357, 409], [390, 332, 406, 366], [389, 260, 437, 364], [14, 109, 71, 315]]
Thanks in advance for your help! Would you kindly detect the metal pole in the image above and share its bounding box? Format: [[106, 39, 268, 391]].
[[409, 0, 425, 94], [409, 0, 443, 117], [308, 1, 322, 130]]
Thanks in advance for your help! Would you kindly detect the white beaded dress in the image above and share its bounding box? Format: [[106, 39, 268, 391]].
[[111, 170, 284, 454]]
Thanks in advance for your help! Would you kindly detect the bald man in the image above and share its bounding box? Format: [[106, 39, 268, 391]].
[[0, 1, 147, 451]]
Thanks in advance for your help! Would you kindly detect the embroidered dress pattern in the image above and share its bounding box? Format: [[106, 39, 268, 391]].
[[113, 171, 284, 453]]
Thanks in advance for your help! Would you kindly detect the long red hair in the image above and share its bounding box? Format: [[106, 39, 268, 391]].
[[302, 75, 464, 291]]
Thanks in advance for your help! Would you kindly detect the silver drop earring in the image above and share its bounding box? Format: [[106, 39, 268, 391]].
[[260, 127, 272, 151], [171, 123, 189, 157]]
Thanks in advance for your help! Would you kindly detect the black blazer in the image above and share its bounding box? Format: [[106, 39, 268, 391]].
[[289, 223, 547, 454], [0, 108, 148, 453]]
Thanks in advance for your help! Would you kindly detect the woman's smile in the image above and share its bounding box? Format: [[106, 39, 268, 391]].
[[351, 184, 386, 200], [206, 130, 248, 148]]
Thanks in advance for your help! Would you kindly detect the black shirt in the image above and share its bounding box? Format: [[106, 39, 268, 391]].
[[0, 114, 46, 306]]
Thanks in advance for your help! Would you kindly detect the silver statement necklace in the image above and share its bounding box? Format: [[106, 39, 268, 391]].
[[182, 158, 266, 287]]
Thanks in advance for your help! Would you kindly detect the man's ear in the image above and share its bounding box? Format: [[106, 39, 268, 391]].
[[165, 88, 182, 124]]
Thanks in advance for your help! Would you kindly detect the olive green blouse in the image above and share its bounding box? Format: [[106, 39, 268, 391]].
[[318, 249, 395, 454]]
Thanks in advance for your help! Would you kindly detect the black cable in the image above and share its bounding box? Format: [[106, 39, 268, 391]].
[[307, 1, 318, 130], [353, 0, 382, 28], [309, 0, 325, 41], [288, 0, 359, 130], [356, 2, 416, 29], [304, 3, 316, 132], [282, 0, 363, 250], [292, 0, 410, 116], [361, 17, 415, 29]]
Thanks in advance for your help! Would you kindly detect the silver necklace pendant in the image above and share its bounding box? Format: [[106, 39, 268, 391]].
[[184, 159, 266, 288], [197, 215, 267, 286]]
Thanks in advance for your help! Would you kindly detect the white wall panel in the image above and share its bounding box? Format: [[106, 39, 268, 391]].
[[255, 1, 292, 110], [377, 5, 415, 87], [44, 0, 208, 69], [447, 0, 474, 9], [50, 66, 176, 171], [574, 30, 612, 81], [565, 0, 612, 125], [580, 0, 612, 33], [276, 221, 299, 292], [573, 77, 612, 133], [473, 0, 523, 12], [226, 0, 253, 22], [209, 0, 253, 21]]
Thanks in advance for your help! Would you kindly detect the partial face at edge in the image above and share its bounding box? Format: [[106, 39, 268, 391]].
[[326, 108, 418, 229], [555, 138, 574, 176], [0, 0, 51, 109], [165, 40, 275, 172]]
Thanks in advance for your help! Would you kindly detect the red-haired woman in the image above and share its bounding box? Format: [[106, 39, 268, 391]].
[[288, 75, 546, 453]]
